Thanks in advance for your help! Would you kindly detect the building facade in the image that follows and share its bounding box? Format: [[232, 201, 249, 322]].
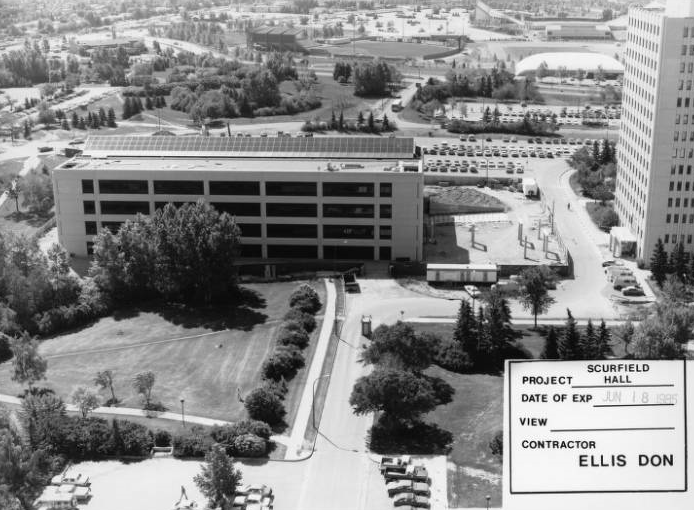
[[53, 137, 424, 262], [614, 0, 694, 261]]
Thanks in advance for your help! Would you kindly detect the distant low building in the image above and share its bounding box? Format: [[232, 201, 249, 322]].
[[77, 37, 145, 54], [545, 23, 613, 40], [247, 27, 309, 53], [515, 52, 624, 79]]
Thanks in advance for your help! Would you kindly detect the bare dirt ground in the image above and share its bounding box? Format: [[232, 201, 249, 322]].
[[426, 186, 506, 215]]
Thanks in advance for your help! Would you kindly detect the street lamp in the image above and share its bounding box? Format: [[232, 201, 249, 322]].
[[486, 494, 491, 510], [180, 399, 185, 427], [312, 374, 331, 430]]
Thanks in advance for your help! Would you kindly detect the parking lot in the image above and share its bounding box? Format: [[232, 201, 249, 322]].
[[447, 102, 621, 127], [420, 135, 612, 178]]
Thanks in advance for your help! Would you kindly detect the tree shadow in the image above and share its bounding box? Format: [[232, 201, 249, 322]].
[[367, 417, 453, 455]]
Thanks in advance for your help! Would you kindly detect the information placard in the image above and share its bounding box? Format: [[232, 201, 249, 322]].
[[507, 360, 687, 494]]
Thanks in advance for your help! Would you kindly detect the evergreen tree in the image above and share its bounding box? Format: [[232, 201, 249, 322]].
[[71, 111, 79, 128], [159, 95, 166, 107], [600, 139, 612, 164], [107, 108, 117, 127], [122, 97, 132, 120], [98, 107, 107, 125], [23, 120, 31, 139], [382, 113, 389, 131], [136, 97, 144, 113], [338, 110, 344, 130], [581, 319, 597, 359], [650, 238, 669, 288], [671, 242, 689, 283], [357, 111, 364, 125], [482, 106, 491, 124], [540, 326, 559, 359], [61, 118, 69, 130], [558, 309, 582, 360], [86, 111, 93, 127], [145, 96, 154, 110], [367, 111, 375, 132], [592, 140, 600, 167], [596, 320, 612, 359], [78, 117, 86, 130], [453, 299, 478, 361]]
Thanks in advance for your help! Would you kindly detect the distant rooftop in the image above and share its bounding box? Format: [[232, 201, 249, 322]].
[[82, 136, 417, 160]]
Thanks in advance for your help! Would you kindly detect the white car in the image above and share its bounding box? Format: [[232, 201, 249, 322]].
[[464, 285, 481, 299]]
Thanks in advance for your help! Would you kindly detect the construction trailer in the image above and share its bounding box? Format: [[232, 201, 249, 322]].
[[426, 263, 499, 284]]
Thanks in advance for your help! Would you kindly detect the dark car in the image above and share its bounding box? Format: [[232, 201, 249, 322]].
[[393, 493, 430, 508], [622, 286, 645, 297], [38, 146, 53, 152]]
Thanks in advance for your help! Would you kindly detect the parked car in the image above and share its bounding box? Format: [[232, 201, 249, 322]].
[[464, 285, 481, 298], [602, 259, 624, 268], [393, 493, 430, 508], [38, 146, 52, 152], [384, 465, 429, 482], [622, 286, 645, 297], [386, 480, 430, 497], [613, 276, 639, 290]]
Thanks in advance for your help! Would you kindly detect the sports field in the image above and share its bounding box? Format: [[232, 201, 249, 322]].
[[0, 281, 326, 424]]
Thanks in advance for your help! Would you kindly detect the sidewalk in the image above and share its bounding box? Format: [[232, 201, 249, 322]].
[[284, 278, 337, 460], [405, 317, 632, 326], [0, 392, 290, 446]]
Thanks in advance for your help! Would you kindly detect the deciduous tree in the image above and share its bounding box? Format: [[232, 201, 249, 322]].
[[194, 444, 242, 509]]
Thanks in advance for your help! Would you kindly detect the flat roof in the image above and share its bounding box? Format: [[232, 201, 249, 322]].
[[59, 157, 419, 174], [426, 263, 498, 270], [516, 52, 624, 75], [83, 136, 416, 160]]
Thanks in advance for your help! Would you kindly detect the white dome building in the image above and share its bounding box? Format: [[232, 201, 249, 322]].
[[515, 52, 624, 79]]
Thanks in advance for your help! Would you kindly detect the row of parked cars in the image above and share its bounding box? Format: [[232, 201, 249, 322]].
[[379, 456, 432, 509], [603, 260, 645, 296], [424, 159, 525, 174]]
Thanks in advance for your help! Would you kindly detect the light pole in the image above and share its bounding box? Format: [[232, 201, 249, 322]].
[[312, 374, 331, 430], [180, 399, 185, 427], [486, 494, 491, 510]]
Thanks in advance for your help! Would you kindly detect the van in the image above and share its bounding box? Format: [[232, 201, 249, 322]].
[[613, 276, 638, 290]]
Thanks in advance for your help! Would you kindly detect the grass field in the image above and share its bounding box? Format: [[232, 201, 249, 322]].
[[0, 281, 326, 426]]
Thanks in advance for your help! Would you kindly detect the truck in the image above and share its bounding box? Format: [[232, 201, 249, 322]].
[[391, 99, 403, 112], [380, 455, 411, 473], [384, 465, 430, 483], [522, 178, 539, 197]]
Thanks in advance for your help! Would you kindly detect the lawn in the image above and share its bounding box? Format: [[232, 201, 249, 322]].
[[0, 281, 326, 426], [331, 41, 448, 59]]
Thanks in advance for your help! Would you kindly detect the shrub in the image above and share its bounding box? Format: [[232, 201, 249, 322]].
[[154, 429, 172, 447], [284, 308, 317, 332], [289, 284, 321, 314], [277, 326, 310, 349], [489, 430, 503, 457], [173, 425, 213, 457], [0, 335, 12, 363], [233, 433, 267, 457], [262, 345, 305, 381], [114, 420, 155, 456], [262, 378, 288, 399], [58, 416, 113, 459], [244, 386, 286, 425], [434, 339, 474, 373]]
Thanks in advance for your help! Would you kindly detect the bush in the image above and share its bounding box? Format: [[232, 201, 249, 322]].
[[489, 430, 503, 457], [58, 416, 113, 459], [113, 420, 155, 456], [173, 425, 213, 457], [244, 386, 286, 425], [434, 339, 474, 373], [289, 284, 321, 314], [284, 308, 317, 332], [233, 433, 267, 457], [262, 378, 288, 399], [154, 429, 172, 447], [277, 325, 310, 349], [0, 335, 12, 363], [262, 345, 305, 381]]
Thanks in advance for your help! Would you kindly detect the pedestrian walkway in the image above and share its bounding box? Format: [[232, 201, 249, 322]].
[[0, 392, 290, 446], [284, 279, 337, 459]]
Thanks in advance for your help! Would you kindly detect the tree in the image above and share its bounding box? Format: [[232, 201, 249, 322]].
[[613, 320, 634, 356], [244, 386, 286, 425], [10, 333, 47, 387], [0, 430, 48, 510], [367, 111, 375, 131], [558, 309, 582, 360], [581, 319, 597, 359], [37, 102, 56, 127], [518, 266, 556, 327], [596, 320, 612, 359], [6, 180, 21, 213], [350, 368, 451, 427], [132, 371, 156, 410], [540, 326, 559, 359], [107, 107, 117, 127], [194, 444, 242, 509], [362, 321, 437, 372], [94, 370, 119, 406], [650, 238, 669, 287], [489, 430, 503, 457], [21, 174, 53, 215], [671, 242, 689, 283], [453, 299, 477, 361], [71, 386, 100, 418]]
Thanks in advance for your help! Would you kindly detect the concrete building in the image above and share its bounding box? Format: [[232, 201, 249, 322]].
[[614, 0, 694, 261], [544, 23, 613, 40], [53, 136, 424, 263], [515, 52, 624, 79]]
